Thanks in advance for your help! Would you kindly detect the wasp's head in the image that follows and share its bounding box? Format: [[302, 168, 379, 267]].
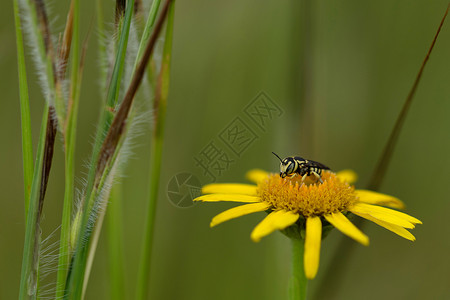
[[272, 152, 297, 178]]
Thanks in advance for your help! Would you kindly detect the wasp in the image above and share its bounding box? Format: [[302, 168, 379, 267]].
[[272, 152, 330, 183]]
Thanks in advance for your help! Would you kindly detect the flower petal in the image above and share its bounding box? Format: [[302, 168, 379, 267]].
[[324, 212, 369, 246], [336, 170, 358, 184], [356, 190, 405, 209], [353, 212, 416, 241], [246, 169, 270, 184], [202, 183, 257, 195], [351, 203, 421, 226], [251, 210, 299, 242], [210, 202, 271, 227], [194, 194, 260, 203], [349, 205, 413, 229], [304, 216, 322, 279]]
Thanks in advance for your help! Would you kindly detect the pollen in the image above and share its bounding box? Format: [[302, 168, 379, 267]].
[[256, 171, 357, 217]]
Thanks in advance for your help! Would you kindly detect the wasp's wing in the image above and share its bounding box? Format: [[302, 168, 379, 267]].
[[307, 159, 330, 170], [293, 156, 306, 162]]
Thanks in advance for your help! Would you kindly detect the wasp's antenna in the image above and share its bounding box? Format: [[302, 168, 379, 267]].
[[272, 152, 283, 162]]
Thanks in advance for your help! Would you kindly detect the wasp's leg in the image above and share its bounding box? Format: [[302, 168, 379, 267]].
[[301, 174, 308, 182], [312, 171, 323, 184]]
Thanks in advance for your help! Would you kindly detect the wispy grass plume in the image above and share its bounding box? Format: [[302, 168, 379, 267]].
[[104, 7, 145, 299], [64, 1, 173, 298], [17, 0, 61, 298], [62, 1, 136, 296], [16, 0, 176, 298], [20, 0, 65, 128]]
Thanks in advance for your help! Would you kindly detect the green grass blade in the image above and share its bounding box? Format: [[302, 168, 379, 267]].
[[135, 0, 161, 91], [65, 0, 173, 297], [85, 0, 135, 204], [107, 184, 125, 300], [136, 2, 175, 299], [14, 0, 34, 215], [65, 136, 125, 300], [106, 2, 134, 109], [133, 0, 161, 73], [19, 106, 50, 300], [82, 124, 131, 298], [55, 0, 80, 297], [63, 2, 135, 298]]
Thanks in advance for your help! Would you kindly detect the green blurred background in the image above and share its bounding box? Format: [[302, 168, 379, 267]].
[[2, 0, 450, 299]]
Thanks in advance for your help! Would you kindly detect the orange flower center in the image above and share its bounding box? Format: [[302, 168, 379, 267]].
[[256, 172, 357, 217]]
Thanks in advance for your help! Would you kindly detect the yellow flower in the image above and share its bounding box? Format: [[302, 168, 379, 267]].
[[194, 169, 421, 279]]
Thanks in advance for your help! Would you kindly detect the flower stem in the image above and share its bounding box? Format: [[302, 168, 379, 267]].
[[290, 238, 308, 300]]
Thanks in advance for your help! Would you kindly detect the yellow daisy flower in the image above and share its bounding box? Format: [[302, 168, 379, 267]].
[[194, 169, 421, 279]]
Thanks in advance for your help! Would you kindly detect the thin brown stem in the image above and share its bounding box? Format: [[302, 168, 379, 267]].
[[314, 6, 449, 300], [368, 4, 449, 191], [95, 0, 172, 186]]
